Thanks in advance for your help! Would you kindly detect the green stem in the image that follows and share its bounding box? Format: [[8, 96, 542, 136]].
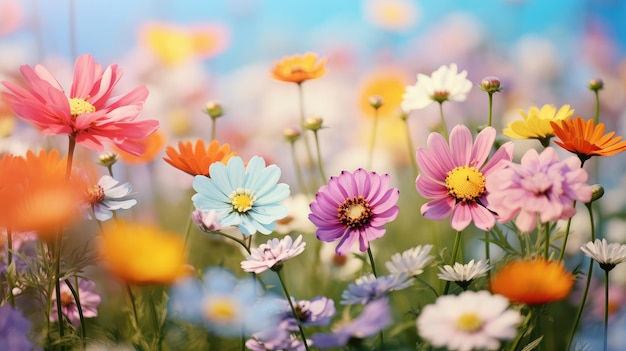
[[290, 141, 308, 195], [6, 229, 15, 307], [487, 92, 494, 127], [276, 270, 310, 351], [148, 291, 163, 351], [484, 231, 491, 281], [297, 83, 316, 170], [443, 231, 462, 295], [367, 108, 380, 170], [566, 202, 596, 351], [212, 231, 251, 255], [54, 235, 65, 349], [543, 222, 551, 259], [182, 210, 194, 251], [64, 279, 86, 346], [126, 284, 140, 330], [558, 203, 576, 262], [211, 117, 217, 141], [366, 247, 378, 278], [593, 90, 600, 124], [509, 309, 533, 351], [402, 116, 419, 176], [415, 276, 439, 297], [603, 269, 609, 351], [438, 102, 449, 140], [312, 130, 327, 183]]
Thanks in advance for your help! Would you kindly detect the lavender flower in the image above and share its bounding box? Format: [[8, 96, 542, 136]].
[[246, 328, 308, 351], [0, 304, 36, 351], [280, 296, 335, 330], [341, 273, 413, 305], [50, 278, 102, 326]]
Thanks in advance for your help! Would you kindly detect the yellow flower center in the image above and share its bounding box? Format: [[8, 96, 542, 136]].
[[338, 196, 372, 228], [290, 65, 305, 74], [85, 184, 105, 205], [204, 297, 237, 323], [68, 97, 96, 116], [229, 188, 255, 213], [445, 166, 486, 202], [456, 312, 483, 332]]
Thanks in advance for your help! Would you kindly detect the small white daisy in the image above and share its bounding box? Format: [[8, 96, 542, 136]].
[[417, 290, 523, 351], [401, 63, 473, 112], [240, 235, 306, 274], [581, 238, 626, 271], [385, 244, 434, 276], [438, 259, 491, 289]]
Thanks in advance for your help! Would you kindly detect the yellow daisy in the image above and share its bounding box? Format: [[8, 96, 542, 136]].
[[503, 104, 574, 146]]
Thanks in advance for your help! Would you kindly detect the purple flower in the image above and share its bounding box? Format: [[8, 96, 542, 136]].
[[241, 235, 306, 274], [191, 208, 223, 232], [340, 273, 413, 305], [246, 328, 308, 351], [309, 168, 400, 255], [312, 297, 392, 349], [0, 304, 36, 351], [416, 125, 514, 231], [280, 296, 336, 330], [50, 278, 102, 326], [486, 147, 592, 233]]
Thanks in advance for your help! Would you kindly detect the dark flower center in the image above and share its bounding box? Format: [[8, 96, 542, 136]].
[[295, 304, 311, 322], [338, 196, 372, 228]]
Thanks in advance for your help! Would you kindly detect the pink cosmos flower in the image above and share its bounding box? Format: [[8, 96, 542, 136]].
[[486, 147, 592, 233], [50, 278, 102, 326], [309, 168, 400, 255], [240, 235, 306, 274], [1, 54, 158, 155], [416, 125, 514, 231]]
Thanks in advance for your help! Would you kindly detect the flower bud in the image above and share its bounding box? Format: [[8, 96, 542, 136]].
[[588, 78, 604, 92], [588, 184, 604, 203], [480, 76, 502, 93], [98, 152, 118, 168], [397, 108, 409, 121], [368, 95, 384, 109], [304, 116, 324, 131], [283, 126, 301, 143], [204, 101, 223, 119]]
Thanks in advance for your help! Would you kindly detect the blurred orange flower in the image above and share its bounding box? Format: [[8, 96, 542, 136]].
[[99, 221, 188, 285], [359, 70, 408, 118], [114, 130, 166, 165], [551, 116, 626, 164], [271, 53, 327, 84], [490, 258, 574, 305], [163, 139, 236, 177]]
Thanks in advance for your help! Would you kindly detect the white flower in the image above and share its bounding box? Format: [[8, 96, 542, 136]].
[[401, 63, 472, 112], [240, 235, 306, 274], [84, 175, 137, 221], [438, 259, 491, 283], [417, 290, 523, 351], [275, 194, 316, 235], [385, 244, 434, 276], [581, 238, 626, 271]]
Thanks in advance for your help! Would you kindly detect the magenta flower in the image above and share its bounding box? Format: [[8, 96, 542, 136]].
[[308, 169, 400, 255], [416, 125, 514, 231], [2, 54, 159, 155], [50, 278, 101, 326], [486, 147, 592, 233]]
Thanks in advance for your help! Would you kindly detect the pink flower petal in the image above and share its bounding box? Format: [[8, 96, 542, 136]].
[[416, 175, 448, 199], [468, 204, 496, 231], [470, 126, 496, 168], [449, 124, 472, 166], [450, 203, 472, 231], [421, 197, 455, 220]]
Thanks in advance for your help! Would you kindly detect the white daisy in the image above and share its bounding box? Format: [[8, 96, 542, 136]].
[[385, 244, 434, 276], [401, 63, 472, 112], [581, 238, 626, 271], [417, 290, 523, 351], [240, 235, 306, 274], [438, 259, 491, 288], [84, 175, 137, 221]]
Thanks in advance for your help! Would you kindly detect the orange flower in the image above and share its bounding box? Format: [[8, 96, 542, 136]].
[[551, 116, 626, 163], [271, 53, 327, 84], [163, 139, 236, 177], [114, 130, 166, 165], [490, 258, 574, 305], [99, 221, 188, 285]]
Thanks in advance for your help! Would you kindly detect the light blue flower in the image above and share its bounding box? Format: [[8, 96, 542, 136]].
[[85, 175, 137, 221], [192, 156, 290, 235], [168, 267, 282, 337], [340, 272, 414, 305]]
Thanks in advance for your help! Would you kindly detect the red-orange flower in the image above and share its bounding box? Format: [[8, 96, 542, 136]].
[[551, 116, 626, 163], [490, 258, 574, 305], [163, 139, 236, 177], [114, 130, 166, 165], [271, 53, 327, 84]]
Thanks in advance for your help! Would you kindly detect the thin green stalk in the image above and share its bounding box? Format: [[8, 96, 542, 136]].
[[212, 231, 251, 254], [64, 279, 86, 346], [484, 231, 491, 281], [366, 247, 378, 278], [558, 204, 575, 262], [566, 202, 596, 351], [509, 309, 533, 351], [415, 276, 439, 297], [543, 223, 550, 259], [148, 291, 163, 351], [593, 90, 600, 124], [312, 130, 327, 183], [438, 102, 449, 140], [182, 210, 194, 251], [443, 231, 462, 295], [603, 269, 609, 351], [210, 117, 217, 141], [6, 229, 15, 307], [126, 283, 140, 329], [367, 108, 380, 170], [487, 92, 494, 127], [276, 270, 310, 351], [401, 116, 418, 176], [290, 141, 308, 195], [53, 235, 65, 349], [297, 83, 316, 169]]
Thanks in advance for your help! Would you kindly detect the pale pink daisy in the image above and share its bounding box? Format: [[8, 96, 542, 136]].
[[240, 235, 306, 274], [1, 54, 159, 155], [486, 147, 592, 233], [416, 125, 514, 231]]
